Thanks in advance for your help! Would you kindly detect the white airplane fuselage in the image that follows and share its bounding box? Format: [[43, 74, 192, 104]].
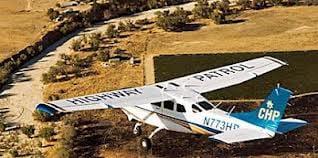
[[121, 99, 267, 136]]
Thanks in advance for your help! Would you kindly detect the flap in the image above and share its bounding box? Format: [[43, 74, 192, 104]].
[[209, 128, 272, 144]]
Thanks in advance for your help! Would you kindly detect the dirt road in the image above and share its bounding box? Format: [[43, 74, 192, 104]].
[[0, 1, 205, 125]]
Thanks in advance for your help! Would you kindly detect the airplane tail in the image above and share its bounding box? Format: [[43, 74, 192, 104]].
[[231, 86, 307, 133]]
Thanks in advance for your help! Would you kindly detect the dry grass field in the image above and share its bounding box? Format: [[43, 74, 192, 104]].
[[0, 0, 57, 61], [119, 6, 318, 55]]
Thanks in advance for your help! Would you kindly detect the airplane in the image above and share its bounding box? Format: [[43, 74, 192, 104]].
[[35, 56, 308, 150]]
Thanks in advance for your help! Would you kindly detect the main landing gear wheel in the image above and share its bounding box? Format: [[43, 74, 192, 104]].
[[140, 137, 152, 151], [133, 124, 142, 136]]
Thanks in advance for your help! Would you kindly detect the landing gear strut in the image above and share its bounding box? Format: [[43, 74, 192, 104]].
[[139, 127, 162, 151], [133, 122, 142, 136]]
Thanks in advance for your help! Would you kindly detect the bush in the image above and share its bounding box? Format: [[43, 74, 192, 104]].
[[71, 38, 82, 51], [135, 18, 151, 25], [33, 111, 51, 122], [9, 149, 18, 157], [236, 0, 251, 9], [89, 33, 101, 51], [48, 10, 60, 20], [192, 0, 213, 19], [47, 144, 74, 158], [0, 121, 6, 132], [47, 8, 54, 15], [156, 7, 191, 31], [106, 24, 120, 38], [60, 125, 76, 146], [118, 21, 127, 32], [39, 127, 55, 141], [97, 49, 110, 62], [21, 125, 35, 138], [269, 0, 283, 5], [211, 9, 226, 24]]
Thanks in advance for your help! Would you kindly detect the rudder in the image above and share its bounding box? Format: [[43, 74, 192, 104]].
[[231, 86, 293, 132]]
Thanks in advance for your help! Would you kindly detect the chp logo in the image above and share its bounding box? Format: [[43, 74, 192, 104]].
[[258, 100, 280, 121]]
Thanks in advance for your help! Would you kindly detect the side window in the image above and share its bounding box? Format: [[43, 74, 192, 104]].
[[197, 101, 213, 110], [151, 102, 161, 107], [177, 104, 186, 113], [163, 100, 174, 110], [192, 104, 202, 113]]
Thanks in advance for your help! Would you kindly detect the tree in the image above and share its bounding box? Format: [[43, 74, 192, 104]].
[[118, 21, 127, 32], [33, 110, 51, 122], [236, 0, 251, 10], [192, 0, 213, 19], [0, 121, 6, 132], [71, 39, 82, 51], [211, 9, 226, 24], [97, 49, 110, 62], [39, 127, 55, 141], [60, 125, 76, 147], [156, 7, 191, 31], [106, 24, 120, 38], [21, 125, 35, 138]]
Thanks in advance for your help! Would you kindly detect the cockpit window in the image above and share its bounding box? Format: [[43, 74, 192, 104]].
[[164, 100, 174, 110], [176, 104, 186, 113], [197, 101, 213, 110], [192, 104, 202, 113]]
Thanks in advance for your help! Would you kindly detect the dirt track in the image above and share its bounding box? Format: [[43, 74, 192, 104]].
[[0, 1, 206, 125]]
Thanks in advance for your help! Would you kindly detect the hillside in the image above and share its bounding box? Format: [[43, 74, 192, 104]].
[[0, 0, 57, 61]]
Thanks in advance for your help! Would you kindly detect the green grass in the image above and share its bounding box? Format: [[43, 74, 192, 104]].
[[154, 51, 318, 100]]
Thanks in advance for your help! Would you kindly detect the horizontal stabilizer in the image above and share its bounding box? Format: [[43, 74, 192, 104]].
[[209, 128, 272, 144], [276, 118, 308, 134]]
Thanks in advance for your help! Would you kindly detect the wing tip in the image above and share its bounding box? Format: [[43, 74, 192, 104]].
[[264, 56, 288, 66]]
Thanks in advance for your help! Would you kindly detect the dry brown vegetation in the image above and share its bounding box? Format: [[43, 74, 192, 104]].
[[0, 0, 57, 61], [42, 6, 318, 157], [43, 62, 143, 101]]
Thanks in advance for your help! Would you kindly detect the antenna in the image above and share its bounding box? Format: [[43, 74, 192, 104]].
[[228, 106, 236, 115], [213, 101, 222, 108], [275, 83, 280, 95]]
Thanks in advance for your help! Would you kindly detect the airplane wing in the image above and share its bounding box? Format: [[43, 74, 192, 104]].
[[157, 56, 287, 94], [36, 85, 172, 114], [209, 128, 273, 144]]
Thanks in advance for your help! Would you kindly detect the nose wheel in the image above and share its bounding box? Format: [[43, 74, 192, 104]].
[[140, 137, 152, 151]]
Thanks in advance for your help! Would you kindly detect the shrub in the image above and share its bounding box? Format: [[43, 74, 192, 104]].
[[0, 121, 6, 132], [118, 21, 127, 32], [156, 7, 191, 31], [97, 49, 110, 62], [39, 127, 55, 141], [21, 125, 35, 138], [71, 38, 82, 51], [47, 144, 74, 158], [49, 10, 60, 20], [125, 20, 136, 31], [106, 24, 120, 38], [236, 0, 251, 9], [33, 111, 51, 122], [135, 18, 151, 25], [9, 149, 18, 157], [89, 33, 101, 51], [60, 125, 76, 146], [269, 0, 283, 5], [192, 0, 213, 19], [211, 9, 226, 24], [47, 8, 54, 15]]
